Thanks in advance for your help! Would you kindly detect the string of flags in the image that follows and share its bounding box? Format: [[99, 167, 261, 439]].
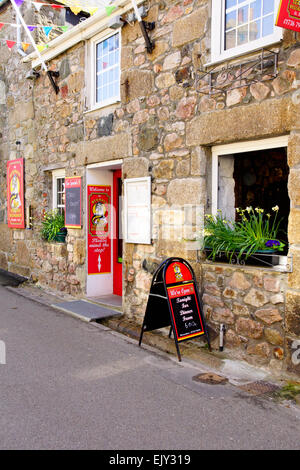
[[0, 36, 49, 50], [13, 0, 117, 17], [0, 21, 69, 35]]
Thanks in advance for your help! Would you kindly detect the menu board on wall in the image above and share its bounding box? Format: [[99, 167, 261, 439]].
[[65, 177, 81, 228], [87, 185, 111, 275], [7, 158, 25, 229], [124, 176, 151, 244], [276, 0, 300, 32]]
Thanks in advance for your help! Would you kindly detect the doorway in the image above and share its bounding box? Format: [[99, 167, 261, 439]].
[[86, 160, 123, 299]]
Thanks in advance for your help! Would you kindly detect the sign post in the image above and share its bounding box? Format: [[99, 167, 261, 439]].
[[139, 257, 211, 361]]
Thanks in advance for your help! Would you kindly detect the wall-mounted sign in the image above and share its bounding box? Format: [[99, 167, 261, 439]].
[[139, 257, 211, 361], [87, 185, 111, 275], [276, 0, 300, 32], [124, 176, 151, 244], [7, 158, 25, 229], [65, 177, 81, 228]]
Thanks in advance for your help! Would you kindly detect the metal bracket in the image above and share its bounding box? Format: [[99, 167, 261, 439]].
[[196, 48, 279, 96], [138, 20, 155, 53], [47, 70, 59, 95]]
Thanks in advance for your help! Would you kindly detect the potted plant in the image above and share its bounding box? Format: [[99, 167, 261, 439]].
[[203, 206, 286, 265], [41, 209, 67, 243]]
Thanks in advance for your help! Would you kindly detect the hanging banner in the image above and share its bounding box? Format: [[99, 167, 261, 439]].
[[87, 185, 111, 275], [276, 0, 300, 32], [7, 158, 25, 229]]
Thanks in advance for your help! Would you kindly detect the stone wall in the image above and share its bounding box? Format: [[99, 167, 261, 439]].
[[1, 0, 300, 374], [202, 264, 287, 370]]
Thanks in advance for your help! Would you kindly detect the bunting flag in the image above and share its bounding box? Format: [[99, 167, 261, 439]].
[[6, 40, 16, 49], [14, 0, 25, 6], [21, 42, 30, 51], [70, 6, 82, 14], [0, 23, 4, 30], [43, 26, 53, 36], [27, 25, 37, 31], [105, 5, 116, 16]]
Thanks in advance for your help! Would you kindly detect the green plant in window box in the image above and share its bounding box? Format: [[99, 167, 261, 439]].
[[41, 209, 67, 243], [203, 206, 286, 262]]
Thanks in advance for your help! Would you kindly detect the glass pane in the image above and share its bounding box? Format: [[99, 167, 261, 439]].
[[249, 19, 261, 40], [226, 0, 236, 8], [225, 29, 236, 49], [262, 14, 274, 36], [237, 24, 248, 45], [263, 0, 274, 15], [250, 0, 261, 20], [238, 6, 248, 25], [226, 11, 236, 30]]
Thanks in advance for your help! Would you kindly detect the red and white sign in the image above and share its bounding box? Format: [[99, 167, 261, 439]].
[[87, 185, 111, 275], [7, 158, 25, 229], [165, 261, 193, 285], [276, 0, 300, 32]]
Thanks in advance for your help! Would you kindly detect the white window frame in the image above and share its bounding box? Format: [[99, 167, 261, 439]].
[[124, 177, 152, 245], [211, 136, 289, 215], [210, 0, 283, 65], [87, 29, 121, 112], [52, 169, 65, 213]]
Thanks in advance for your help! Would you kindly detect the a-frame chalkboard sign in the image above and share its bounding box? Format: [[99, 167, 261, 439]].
[[139, 257, 211, 361]]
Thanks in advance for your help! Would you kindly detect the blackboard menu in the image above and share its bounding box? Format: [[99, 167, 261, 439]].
[[167, 283, 205, 342], [65, 177, 81, 228]]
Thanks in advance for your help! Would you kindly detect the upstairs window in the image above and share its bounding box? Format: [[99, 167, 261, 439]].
[[211, 0, 282, 63], [88, 31, 120, 110]]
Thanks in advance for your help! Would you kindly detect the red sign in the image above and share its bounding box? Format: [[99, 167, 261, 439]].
[[276, 0, 300, 31], [7, 158, 25, 229], [165, 261, 193, 285], [87, 185, 111, 275]]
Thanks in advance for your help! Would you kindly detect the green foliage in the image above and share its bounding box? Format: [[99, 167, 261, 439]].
[[41, 209, 65, 242], [276, 382, 300, 401], [204, 206, 286, 261]]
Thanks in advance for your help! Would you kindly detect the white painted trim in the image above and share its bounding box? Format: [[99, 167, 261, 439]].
[[210, 0, 283, 65], [211, 135, 289, 215], [52, 168, 65, 211], [24, 0, 145, 69], [87, 159, 123, 169]]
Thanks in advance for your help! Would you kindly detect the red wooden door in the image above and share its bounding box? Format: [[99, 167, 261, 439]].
[[113, 170, 122, 296]]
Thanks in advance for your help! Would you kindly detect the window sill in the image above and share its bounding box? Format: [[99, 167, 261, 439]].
[[84, 98, 121, 116]]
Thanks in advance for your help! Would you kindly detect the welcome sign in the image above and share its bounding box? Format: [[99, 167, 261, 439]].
[[276, 0, 300, 32]]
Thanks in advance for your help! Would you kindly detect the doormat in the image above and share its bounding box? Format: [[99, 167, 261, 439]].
[[51, 300, 122, 322]]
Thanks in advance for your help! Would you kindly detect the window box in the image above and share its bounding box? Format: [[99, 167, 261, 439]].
[[204, 247, 280, 268]]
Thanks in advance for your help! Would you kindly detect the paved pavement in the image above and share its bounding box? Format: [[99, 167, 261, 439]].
[[0, 283, 300, 450]]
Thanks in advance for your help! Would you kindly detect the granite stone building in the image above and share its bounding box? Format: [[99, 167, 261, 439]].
[[1, 0, 300, 376]]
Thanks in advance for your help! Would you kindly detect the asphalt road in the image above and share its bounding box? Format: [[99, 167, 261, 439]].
[[0, 284, 300, 450]]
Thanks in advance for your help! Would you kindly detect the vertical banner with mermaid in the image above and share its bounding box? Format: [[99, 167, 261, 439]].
[[7, 158, 25, 229], [87, 185, 111, 275]]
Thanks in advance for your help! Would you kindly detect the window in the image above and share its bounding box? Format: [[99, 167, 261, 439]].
[[52, 169, 65, 215], [88, 31, 120, 110], [211, 0, 282, 63], [210, 136, 290, 252]]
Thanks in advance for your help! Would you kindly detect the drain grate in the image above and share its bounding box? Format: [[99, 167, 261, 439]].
[[236, 381, 280, 396], [192, 372, 228, 385]]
